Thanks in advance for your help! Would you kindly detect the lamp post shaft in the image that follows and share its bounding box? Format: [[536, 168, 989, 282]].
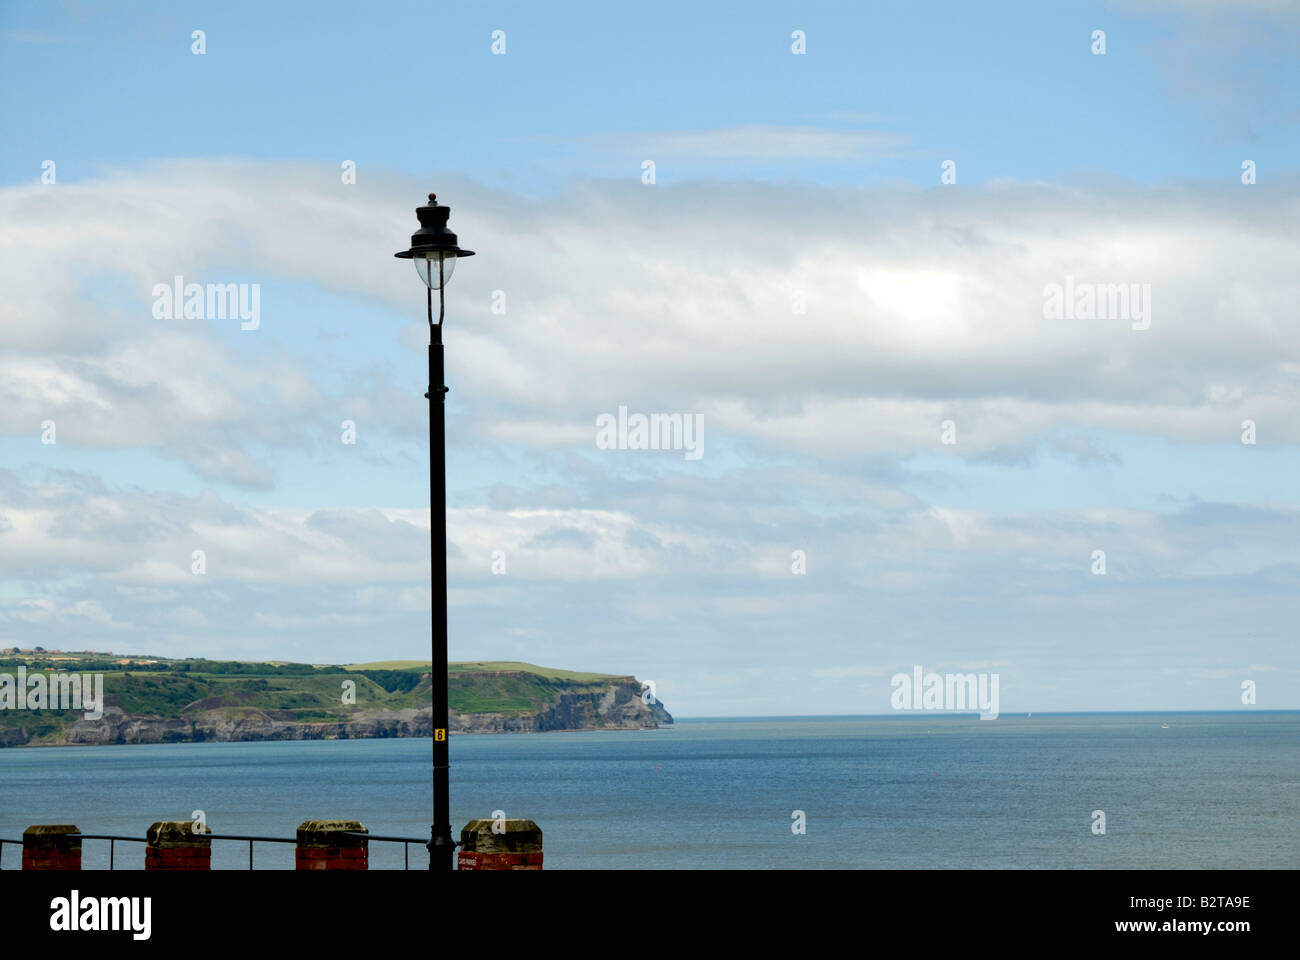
[[398, 194, 471, 873], [428, 316, 454, 871]]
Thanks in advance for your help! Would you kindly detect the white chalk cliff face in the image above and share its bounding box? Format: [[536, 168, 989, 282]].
[[451, 678, 673, 734], [2, 678, 672, 746]]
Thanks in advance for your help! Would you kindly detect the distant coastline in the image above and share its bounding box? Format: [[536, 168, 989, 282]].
[[0, 652, 672, 748]]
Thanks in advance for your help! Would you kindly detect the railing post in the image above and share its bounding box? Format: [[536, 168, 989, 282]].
[[145, 821, 211, 870], [295, 820, 368, 870], [457, 819, 543, 870], [22, 825, 81, 871]]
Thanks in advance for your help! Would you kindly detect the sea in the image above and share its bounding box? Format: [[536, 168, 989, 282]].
[[1, 713, 1296, 869]]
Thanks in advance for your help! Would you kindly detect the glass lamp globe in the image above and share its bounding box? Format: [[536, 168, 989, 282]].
[[415, 251, 457, 290]]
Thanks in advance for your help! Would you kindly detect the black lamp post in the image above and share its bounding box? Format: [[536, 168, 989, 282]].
[[396, 193, 474, 871]]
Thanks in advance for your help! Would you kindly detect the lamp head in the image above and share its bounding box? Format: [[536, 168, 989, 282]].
[[395, 193, 474, 289]]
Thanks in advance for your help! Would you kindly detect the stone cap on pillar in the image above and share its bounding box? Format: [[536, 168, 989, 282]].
[[147, 821, 211, 848], [460, 819, 542, 854], [297, 820, 368, 847], [23, 825, 81, 848]]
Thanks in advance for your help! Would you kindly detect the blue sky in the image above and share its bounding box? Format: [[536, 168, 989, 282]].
[[4, 1, 1297, 190], [0, 0, 1297, 715]]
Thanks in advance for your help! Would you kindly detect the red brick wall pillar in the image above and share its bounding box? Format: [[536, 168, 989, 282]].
[[295, 820, 368, 870], [22, 825, 81, 870], [145, 820, 211, 870], [457, 819, 542, 870]]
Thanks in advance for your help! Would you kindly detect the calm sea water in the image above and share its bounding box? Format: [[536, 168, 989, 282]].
[[1, 713, 1296, 869]]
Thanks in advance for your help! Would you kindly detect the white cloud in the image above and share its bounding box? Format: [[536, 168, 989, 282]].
[[2, 162, 1298, 480], [568, 124, 910, 160]]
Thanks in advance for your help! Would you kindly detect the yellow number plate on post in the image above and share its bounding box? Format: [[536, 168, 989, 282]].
[[435, 729, 447, 741]]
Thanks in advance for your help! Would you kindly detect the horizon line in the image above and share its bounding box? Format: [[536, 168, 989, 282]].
[[668, 710, 1299, 720]]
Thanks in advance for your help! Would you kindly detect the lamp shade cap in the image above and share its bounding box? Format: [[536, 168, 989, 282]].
[[394, 192, 474, 259]]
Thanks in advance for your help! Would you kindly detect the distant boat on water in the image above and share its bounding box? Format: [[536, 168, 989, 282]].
[[1161, 722, 1170, 729]]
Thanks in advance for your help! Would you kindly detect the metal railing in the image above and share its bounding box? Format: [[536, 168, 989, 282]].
[[0, 837, 20, 870], [345, 831, 438, 870], [0, 831, 429, 870], [73, 833, 148, 870]]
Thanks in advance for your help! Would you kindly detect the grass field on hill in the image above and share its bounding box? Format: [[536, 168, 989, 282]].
[[346, 660, 627, 683]]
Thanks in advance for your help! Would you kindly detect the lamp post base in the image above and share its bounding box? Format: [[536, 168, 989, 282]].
[[428, 827, 455, 871]]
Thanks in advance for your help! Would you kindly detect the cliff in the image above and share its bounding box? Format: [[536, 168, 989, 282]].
[[0, 657, 672, 747], [449, 672, 672, 734], [42, 705, 434, 746]]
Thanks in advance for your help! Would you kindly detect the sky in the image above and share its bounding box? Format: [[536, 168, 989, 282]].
[[0, 0, 1296, 716]]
